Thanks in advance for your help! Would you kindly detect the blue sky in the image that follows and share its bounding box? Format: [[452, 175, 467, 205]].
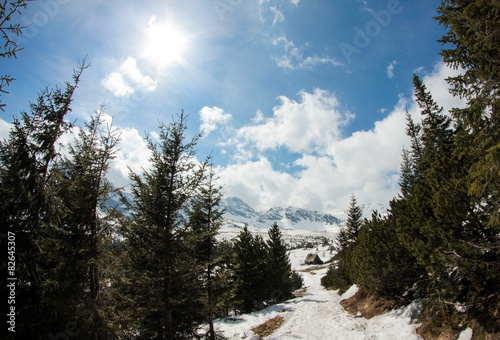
[[0, 0, 464, 214]]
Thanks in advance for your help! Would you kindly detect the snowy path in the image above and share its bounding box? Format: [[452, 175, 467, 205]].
[[214, 247, 422, 340]]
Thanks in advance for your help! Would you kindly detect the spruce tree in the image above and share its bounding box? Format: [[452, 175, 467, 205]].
[[404, 111, 423, 184], [233, 227, 269, 313], [184, 161, 226, 340], [0, 61, 87, 337], [398, 148, 414, 198], [404, 111, 423, 167], [253, 234, 270, 305], [214, 240, 238, 317], [397, 74, 489, 307], [266, 222, 292, 302], [345, 194, 363, 243], [124, 111, 205, 339], [436, 0, 500, 229], [434, 0, 500, 314], [344, 210, 423, 298], [413, 74, 453, 161], [335, 194, 362, 255], [325, 195, 363, 291], [48, 109, 120, 338]]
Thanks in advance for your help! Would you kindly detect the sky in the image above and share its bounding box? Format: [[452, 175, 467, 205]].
[[0, 0, 465, 214]]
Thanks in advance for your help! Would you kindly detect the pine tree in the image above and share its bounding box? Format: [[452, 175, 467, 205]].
[[266, 222, 292, 302], [0, 61, 87, 337], [433, 0, 500, 315], [233, 227, 269, 313], [405, 111, 423, 167], [48, 109, 120, 338], [325, 195, 364, 292], [253, 234, 270, 305], [344, 210, 424, 298], [436, 0, 500, 120], [345, 194, 363, 242], [413, 74, 453, 161], [184, 160, 226, 340], [436, 0, 500, 229], [124, 111, 205, 339], [335, 195, 362, 254], [398, 147, 414, 198], [213, 240, 238, 317], [396, 74, 491, 307]]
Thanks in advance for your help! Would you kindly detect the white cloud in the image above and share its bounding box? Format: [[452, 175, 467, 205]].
[[218, 96, 409, 214], [217, 157, 296, 212], [236, 88, 353, 155], [108, 127, 152, 190], [387, 60, 397, 78], [290, 0, 300, 5], [326, 97, 409, 203], [252, 110, 265, 123], [217, 62, 465, 214], [301, 55, 344, 68], [270, 6, 285, 26], [272, 35, 343, 70], [199, 106, 232, 135], [101, 57, 157, 97], [101, 72, 134, 97], [0, 117, 11, 142], [120, 57, 157, 92]]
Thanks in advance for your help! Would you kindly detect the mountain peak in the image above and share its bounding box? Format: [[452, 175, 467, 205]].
[[221, 197, 257, 219]]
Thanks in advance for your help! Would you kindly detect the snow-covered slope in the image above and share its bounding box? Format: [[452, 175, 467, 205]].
[[221, 197, 342, 233], [211, 246, 423, 340]]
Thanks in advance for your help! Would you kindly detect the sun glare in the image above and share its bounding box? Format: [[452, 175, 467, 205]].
[[143, 16, 188, 69]]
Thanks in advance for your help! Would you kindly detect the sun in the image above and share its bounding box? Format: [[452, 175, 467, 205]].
[[143, 16, 189, 69]]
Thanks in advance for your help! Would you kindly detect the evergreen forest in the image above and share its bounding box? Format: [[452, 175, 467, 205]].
[[322, 0, 500, 336]]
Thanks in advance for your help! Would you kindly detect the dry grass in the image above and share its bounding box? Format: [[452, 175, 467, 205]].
[[293, 288, 307, 297], [340, 289, 399, 319], [417, 328, 461, 340], [416, 302, 500, 340], [298, 264, 329, 273], [251, 315, 285, 339]]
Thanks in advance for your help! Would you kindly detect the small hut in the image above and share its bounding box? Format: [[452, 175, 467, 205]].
[[304, 253, 323, 265]]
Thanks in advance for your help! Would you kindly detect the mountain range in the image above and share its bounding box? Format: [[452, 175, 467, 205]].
[[220, 197, 342, 233], [105, 190, 386, 235]]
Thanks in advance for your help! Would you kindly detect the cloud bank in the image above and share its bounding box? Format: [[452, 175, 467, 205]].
[[216, 62, 465, 213]]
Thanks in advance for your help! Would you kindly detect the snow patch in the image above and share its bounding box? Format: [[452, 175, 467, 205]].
[[457, 328, 473, 340], [340, 284, 359, 301]]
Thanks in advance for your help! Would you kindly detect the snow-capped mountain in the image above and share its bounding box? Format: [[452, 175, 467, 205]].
[[220, 197, 342, 233], [222, 196, 259, 219]]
